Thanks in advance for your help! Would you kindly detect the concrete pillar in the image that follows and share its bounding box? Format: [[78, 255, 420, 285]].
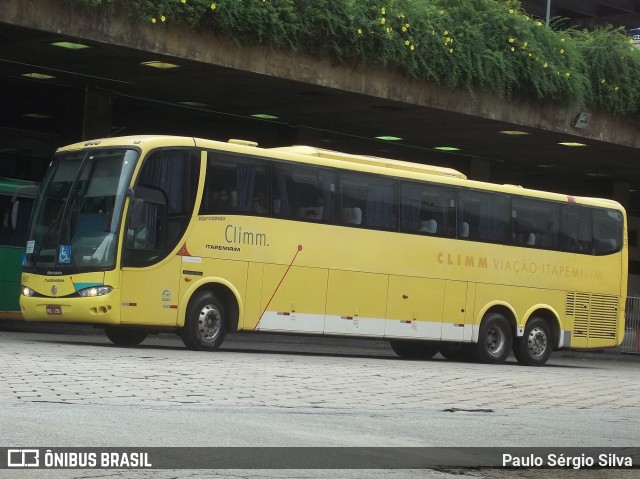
[[83, 88, 113, 140]]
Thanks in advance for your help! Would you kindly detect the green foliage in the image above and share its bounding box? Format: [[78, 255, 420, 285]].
[[67, 0, 640, 117]]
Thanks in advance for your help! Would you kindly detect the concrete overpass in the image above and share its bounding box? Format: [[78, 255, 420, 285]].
[[1, 0, 640, 273]]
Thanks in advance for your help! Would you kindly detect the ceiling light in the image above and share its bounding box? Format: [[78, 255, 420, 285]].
[[251, 113, 279, 120], [500, 130, 530, 135], [537, 164, 555, 168], [140, 61, 180, 69], [558, 142, 587, 147], [180, 101, 209, 107], [22, 72, 55, 80], [434, 146, 460, 151], [22, 113, 51, 119], [50, 41, 90, 50], [375, 136, 403, 141]]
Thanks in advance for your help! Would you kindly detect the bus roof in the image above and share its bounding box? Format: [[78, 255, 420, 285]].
[[270, 145, 467, 179], [56, 135, 624, 213], [0, 177, 37, 197]]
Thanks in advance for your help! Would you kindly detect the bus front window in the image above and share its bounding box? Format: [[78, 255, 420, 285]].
[[24, 148, 138, 271]]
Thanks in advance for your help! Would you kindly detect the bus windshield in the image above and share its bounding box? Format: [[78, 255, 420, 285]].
[[24, 148, 138, 271]]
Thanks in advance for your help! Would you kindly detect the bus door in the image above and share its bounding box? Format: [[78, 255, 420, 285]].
[[119, 148, 201, 326], [120, 186, 182, 325]]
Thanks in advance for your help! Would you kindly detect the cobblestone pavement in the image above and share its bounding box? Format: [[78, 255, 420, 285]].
[[1, 330, 639, 412], [1, 329, 639, 479]]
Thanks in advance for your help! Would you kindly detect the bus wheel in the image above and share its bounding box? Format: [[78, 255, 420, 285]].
[[181, 291, 227, 351], [390, 340, 438, 359], [473, 313, 513, 364], [105, 327, 147, 346], [439, 343, 472, 362], [513, 317, 552, 366]]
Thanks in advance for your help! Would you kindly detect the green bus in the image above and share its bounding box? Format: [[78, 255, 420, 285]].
[[0, 178, 37, 318]]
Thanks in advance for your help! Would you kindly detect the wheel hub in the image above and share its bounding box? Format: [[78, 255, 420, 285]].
[[527, 327, 547, 357], [487, 326, 506, 356], [198, 304, 221, 342]]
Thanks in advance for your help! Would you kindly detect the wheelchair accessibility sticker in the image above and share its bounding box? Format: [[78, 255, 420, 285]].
[[59, 245, 71, 264]]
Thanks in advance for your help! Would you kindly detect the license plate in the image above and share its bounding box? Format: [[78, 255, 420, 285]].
[[46, 305, 62, 315]]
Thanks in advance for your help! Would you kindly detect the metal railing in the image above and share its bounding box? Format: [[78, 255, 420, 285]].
[[621, 296, 640, 353]]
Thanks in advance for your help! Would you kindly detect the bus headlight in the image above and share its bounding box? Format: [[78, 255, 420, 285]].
[[22, 286, 35, 297], [78, 286, 113, 297]]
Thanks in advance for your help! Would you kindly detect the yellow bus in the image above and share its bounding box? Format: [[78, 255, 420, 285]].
[[20, 135, 627, 366]]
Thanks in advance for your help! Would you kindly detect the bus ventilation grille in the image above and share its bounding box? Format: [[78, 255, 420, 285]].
[[566, 292, 618, 339]]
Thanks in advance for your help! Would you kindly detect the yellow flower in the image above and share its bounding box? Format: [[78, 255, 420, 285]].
[[151, 17, 157, 23], [449, 48, 454, 53], [510, 47, 515, 52], [380, 17, 386, 25], [614, 86, 620, 91], [405, 40, 410, 46], [560, 49, 564, 54], [381, 7, 386, 15], [410, 45, 415, 51], [443, 30, 449, 36], [405, 23, 410, 29], [181, 0, 186, 3], [536, 21, 542, 26], [210, 3, 216, 10], [565, 72, 571, 77], [508, 37, 515, 43], [357, 28, 362, 35], [386, 27, 391, 33], [560, 38, 565, 42], [543, 62, 548, 68], [160, 15, 166, 22], [402, 26, 407, 32], [600, 79, 606, 84], [509, 8, 514, 13]]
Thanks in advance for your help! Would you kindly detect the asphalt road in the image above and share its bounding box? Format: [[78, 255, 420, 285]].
[[0, 325, 638, 479]]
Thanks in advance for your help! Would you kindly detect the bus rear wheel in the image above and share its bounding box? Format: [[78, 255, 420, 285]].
[[105, 327, 147, 346], [390, 340, 438, 359], [181, 291, 227, 351], [473, 313, 513, 364], [513, 317, 552, 366]]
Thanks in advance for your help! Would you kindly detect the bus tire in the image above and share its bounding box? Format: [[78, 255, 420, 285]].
[[390, 340, 438, 359], [105, 327, 147, 346], [513, 317, 552, 366], [439, 342, 472, 361], [181, 291, 227, 351], [473, 313, 513, 364]]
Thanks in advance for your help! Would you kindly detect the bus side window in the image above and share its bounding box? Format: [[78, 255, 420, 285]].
[[512, 197, 561, 249], [458, 190, 509, 244], [340, 173, 396, 230], [593, 208, 623, 255], [562, 205, 591, 253], [274, 164, 336, 223]]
